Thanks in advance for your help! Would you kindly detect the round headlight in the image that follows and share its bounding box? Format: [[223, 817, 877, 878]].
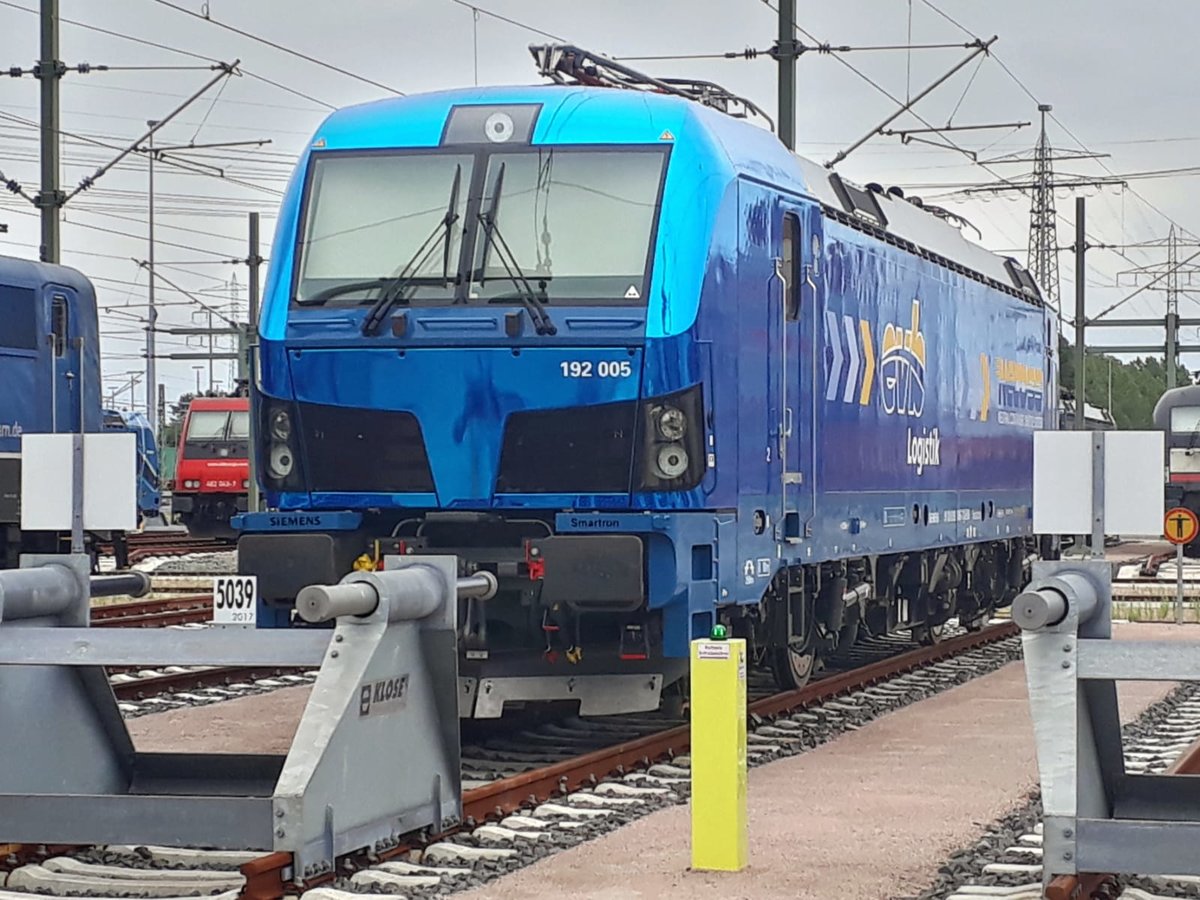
[[656, 405, 687, 441], [484, 111, 514, 143], [655, 443, 689, 480], [270, 409, 292, 442], [268, 443, 294, 479]]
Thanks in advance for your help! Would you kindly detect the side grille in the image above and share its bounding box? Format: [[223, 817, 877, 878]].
[[296, 402, 434, 493], [496, 401, 637, 494]]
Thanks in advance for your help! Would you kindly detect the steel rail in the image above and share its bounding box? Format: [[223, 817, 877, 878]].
[[238, 621, 1020, 899], [1045, 734, 1200, 900]]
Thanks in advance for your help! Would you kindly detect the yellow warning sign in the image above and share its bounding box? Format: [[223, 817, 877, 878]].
[[1165, 507, 1199, 545]]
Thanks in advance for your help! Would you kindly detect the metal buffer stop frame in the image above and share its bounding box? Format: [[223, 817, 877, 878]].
[[1015, 429, 1200, 885], [0, 436, 490, 878], [0, 555, 491, 878]]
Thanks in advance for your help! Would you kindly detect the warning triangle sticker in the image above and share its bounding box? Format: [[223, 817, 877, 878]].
[[624, 285, 641, 299], [659, 129, 674, 141]]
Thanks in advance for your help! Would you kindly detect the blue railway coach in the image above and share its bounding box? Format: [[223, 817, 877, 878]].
[[0, 254, 103, 568], [238, 66, 1057, 716]]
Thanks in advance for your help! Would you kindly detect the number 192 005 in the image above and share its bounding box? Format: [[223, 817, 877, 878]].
[[560, 360, 633, 378]]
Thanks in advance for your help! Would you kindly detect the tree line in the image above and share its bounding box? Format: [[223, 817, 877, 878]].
[[1058, 337, 1191, 429]]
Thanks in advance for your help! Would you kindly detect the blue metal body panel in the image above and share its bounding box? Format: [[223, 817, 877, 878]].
[[103, 409, 161, 518], [0, 255, 102, 451], [250, 85, 1055, 658]]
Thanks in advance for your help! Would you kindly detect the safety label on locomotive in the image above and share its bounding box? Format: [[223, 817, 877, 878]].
[[696, 642, 731, 660], [358, 674, 410, 717]]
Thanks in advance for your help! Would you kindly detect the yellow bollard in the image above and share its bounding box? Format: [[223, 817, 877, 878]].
[[689, 629, 747, 872]]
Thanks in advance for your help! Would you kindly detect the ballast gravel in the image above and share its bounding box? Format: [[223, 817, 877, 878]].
[[434, 623, 1193, 900]]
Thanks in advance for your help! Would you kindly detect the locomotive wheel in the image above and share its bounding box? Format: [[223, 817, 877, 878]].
[[913, 623, 946, 646], [770, 645, 816, 691]]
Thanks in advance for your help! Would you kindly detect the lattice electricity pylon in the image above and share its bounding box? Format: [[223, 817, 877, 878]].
[[529, 44, 774, 130], [1027, 104, 1060, 311], [964, 104, 1122, 318], [1117, 225, 1200, 387]]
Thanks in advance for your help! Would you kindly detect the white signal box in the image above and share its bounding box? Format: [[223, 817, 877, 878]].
[[1032, 430, 1163, 536], [19, 433, 137, 532]]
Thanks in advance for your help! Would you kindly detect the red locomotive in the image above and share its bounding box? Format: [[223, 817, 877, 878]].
[[173, 396, 249, 538]]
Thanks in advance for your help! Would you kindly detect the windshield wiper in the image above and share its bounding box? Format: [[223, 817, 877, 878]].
[[361, 164, 463, 336], [479, 214, 557, 336], [475, 166, 556, 336]]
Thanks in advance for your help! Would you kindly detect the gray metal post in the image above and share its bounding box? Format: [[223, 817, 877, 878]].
[[777, 0, 796, 150], [145, 122, 158, 432], [247, 212, 261, 513], [1167, 310, 1179, 390], [1090, 428, 1104, 558], [1177, 542, 1185, 625], [1074, 195, 1086, 430], [37, 0, 61, 263]]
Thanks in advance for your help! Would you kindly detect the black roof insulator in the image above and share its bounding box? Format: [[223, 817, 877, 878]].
[[865, 182, 884, 193], [886, 185, 905, 199]]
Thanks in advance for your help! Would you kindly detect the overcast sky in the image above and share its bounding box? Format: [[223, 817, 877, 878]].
[[2, 0, 1199, 410]]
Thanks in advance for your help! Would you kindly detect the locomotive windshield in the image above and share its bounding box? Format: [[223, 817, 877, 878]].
[[1171, 406, 1200, 433], [292, 147, 666, 308], [185, 411, 232, 442], [468, 149, 665, 305], [295, 153, 473, 305]]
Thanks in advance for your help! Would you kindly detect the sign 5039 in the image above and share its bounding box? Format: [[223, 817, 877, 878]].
[[212, 575, 257, 625]]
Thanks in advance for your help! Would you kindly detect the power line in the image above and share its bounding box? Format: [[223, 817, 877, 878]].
[[0, 0, 337, 109], [916, 0, 1199, 247], [448, 0, 568, 42], [148, 0, 405, 96]]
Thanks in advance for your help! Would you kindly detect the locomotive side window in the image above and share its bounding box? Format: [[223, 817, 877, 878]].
[[782, 214, 800, 321], [1171, 406, 1200, 433], [51, 294, 68, 357], [0, 285, 37, 350]]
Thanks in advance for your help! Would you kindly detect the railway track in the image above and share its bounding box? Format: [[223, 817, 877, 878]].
[[92, 594, 213, 627], [88, 595, 321, 713], [919, 683, 1200, 900], [96, 532, 233, 563], [0, 621, 1024, 900]]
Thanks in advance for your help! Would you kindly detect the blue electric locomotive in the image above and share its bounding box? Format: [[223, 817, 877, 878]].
[[102, 408, 162, 523], [238, 51, 1056, 716], [0, 254, 104, 568]]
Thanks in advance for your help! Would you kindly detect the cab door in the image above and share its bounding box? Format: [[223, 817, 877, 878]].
[[776, 204, 811, 542], [47, 289, 81, 433]]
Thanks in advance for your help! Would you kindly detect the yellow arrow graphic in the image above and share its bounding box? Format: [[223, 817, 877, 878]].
[[859, 320, 875, 406], [979, 353, 991, 421]]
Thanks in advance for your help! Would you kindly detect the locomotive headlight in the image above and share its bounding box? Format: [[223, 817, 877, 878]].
[[655, 443, 689, 480], [655, 405, 687, 441], [484, 111, 515, 143], [270, 408, 292, 442], [268, 443, 294, 479]]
